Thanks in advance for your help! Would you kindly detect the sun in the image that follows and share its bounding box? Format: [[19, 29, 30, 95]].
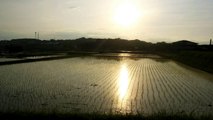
[[114, 2, 141, 27]]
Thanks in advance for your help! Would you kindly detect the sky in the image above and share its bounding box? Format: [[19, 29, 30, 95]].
[[0, 0, 213, 44]]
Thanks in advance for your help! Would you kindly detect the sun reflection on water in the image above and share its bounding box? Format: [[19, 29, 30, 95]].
[[116, 63, 130, 113], [119, 64, 129, 99]]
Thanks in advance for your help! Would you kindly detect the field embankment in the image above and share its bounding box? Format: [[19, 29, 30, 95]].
[[0, 52, 161, 65], [157, 51, 213, 73], [0, 52, 96, 65]]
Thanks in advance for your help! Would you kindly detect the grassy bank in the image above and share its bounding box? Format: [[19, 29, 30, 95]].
[[0, 112, 212, 120], [157, 51, 213, 73]]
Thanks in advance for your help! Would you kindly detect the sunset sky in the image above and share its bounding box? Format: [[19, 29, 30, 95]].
[[0, 0, 213, 44]]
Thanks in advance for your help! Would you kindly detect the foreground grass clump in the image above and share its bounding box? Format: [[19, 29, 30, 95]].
[[0, 112, 212, 120]]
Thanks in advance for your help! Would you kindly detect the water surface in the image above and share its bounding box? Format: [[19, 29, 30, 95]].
[[0, 56, 212, 115]]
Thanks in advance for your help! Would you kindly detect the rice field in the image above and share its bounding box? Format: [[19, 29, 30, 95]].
[[0, 56, 212, 116]]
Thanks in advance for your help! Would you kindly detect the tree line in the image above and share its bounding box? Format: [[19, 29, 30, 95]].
[[0, 37, 212, 55]]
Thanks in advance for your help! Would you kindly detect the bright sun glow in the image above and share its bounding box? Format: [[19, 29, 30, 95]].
[[114, 2, 141, 27]]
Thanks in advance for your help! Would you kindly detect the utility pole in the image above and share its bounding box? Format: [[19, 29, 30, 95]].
[[210, 39, 212, 45], [35, 32, 37, 39]]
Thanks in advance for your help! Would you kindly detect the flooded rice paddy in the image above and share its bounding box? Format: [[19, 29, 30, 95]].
[[0, 56, 213, 115]]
